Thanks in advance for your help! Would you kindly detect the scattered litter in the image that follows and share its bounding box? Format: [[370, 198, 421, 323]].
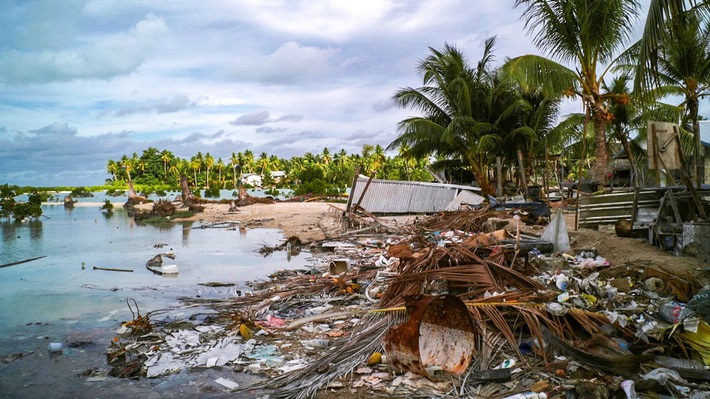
[[214, 377, 239, 390], [102, 205, 710, 399]]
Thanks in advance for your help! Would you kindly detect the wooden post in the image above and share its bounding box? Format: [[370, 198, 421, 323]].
[[344, 166, 361, 215], [630, 186, 640, 225], [353, 172, 376, 213], [651, 123, 661, 186], [516, 150, 528, 199], [343, 166, 361, 232], [496, 156, 503, 197]]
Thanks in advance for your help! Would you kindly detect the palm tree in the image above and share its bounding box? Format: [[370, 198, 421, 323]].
[[634, 0, 710, 94], [504, 0, 642, 182], [390, 38, 518, 194], [107, 159, 119, 182], [120, 155, 134, 183], [217, 157, 225, 188], [189, 157, 201, 187], [603, 74, 642, 187], [320, 147, 332, 166], [230, 152, 239, 188], [257, 152, 269, 175], [204, 153, 214, 189], [371, 145, 387, 178], [243, 150, 254, 173], [160, 150, 173, 181], [650, 13, 710, 186]]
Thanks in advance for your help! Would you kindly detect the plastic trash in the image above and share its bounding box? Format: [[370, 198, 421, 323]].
[[658, 301, 692, 324], [500, 393, 548, 399], [546, 302, 568, 316], [555, 274, 569, 291], [620, 380, 637, 399], [540, 209, 571, 252], [688, 286, 710, 320], [640, 368, 684, 385], [48, 342, 63, 353], [215, 377, 239, 390], [300, 339, 331, 349]]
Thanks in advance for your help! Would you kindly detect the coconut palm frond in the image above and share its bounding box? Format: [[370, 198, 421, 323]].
[[263, 313, 404, 399], [503, 54, 578, 97]]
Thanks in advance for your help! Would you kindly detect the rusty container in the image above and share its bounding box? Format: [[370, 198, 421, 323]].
[[383, 294, 476, 380]]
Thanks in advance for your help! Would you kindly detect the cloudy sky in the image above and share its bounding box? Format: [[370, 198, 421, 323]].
[[0, 0, 705, 187]]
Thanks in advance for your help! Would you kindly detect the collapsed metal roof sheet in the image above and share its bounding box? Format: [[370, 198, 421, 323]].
[[349, 176, 484, 214]]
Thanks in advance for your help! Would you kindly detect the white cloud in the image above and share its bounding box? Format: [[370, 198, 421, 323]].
[[225, 41, 345, 85], [112, 95, 195, 117], [0, 14, 167, 84]]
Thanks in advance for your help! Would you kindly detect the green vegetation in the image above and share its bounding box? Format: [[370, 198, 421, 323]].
[[139, 216, 171, 226], [104, 143, 432, 198], [389, 1, 710, 193], [204, 186, 221, 198], [100, 199, 114, 213], [171, 210, 194, 219], [70, 187, 94, 197], [0, 184, 43, 222], [8, 3, 709, 198]]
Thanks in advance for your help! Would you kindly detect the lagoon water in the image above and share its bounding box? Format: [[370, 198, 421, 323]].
[[0, 194, 307, 397]]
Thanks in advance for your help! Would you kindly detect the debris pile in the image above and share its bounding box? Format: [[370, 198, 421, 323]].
[[106, 206, 710, 398]]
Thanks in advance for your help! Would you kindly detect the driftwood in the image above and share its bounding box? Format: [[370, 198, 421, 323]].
[[93, 266, 134, 272], [0, 256, 47, 269]]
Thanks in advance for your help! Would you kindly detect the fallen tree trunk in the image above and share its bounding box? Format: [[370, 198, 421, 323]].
[[0, 256, 47, 269]]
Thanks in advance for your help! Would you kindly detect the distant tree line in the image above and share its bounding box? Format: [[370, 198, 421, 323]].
[[105, 144, 433, 196]]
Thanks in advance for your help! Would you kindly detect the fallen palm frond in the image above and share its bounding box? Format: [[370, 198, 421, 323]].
[[261, 313, 407, 399], [414, 207, 500, 233]]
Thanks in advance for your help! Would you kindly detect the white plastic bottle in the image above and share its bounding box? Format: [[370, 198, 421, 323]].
[[500, 393, 548, 399]]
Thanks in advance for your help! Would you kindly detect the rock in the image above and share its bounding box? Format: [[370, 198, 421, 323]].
[[146, 255, 163, 267], [64, 195, 75, 208]]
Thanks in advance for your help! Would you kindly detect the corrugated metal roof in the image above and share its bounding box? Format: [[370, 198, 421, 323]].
[[445, 190, 486, 211], [349, 177, 484, 214]]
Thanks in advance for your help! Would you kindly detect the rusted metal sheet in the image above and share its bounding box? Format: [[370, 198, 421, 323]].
[[383, 294, 476, 380], [350, 177, 483, 214]]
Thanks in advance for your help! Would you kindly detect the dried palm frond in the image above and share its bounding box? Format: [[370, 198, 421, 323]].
[[415, 207, 501, 233], [258, 312, 407, 399]]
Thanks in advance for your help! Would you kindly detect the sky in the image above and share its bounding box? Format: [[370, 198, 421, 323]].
[[0, 0, 706, 187]]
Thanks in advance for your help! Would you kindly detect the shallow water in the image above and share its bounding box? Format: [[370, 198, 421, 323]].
[[0, 203, 309, 397]]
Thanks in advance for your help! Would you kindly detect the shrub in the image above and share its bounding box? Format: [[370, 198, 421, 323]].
[[70, 187, 93, 197], [204, 186, 221, 198], [106, 189, 126, 197], [151, 199, 176, 217], [100, 199, 114, 212]]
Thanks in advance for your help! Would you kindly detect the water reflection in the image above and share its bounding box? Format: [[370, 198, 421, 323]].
[[1, 222, 19, 242], [182, 222, 192, 245], [28, 220, 43, 242]]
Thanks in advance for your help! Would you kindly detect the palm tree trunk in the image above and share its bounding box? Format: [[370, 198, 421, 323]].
[[591, 117, 609, 183], [470, 160, 494, 196], [689, 100, 703, 188], [616, 130, 639, 188]]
